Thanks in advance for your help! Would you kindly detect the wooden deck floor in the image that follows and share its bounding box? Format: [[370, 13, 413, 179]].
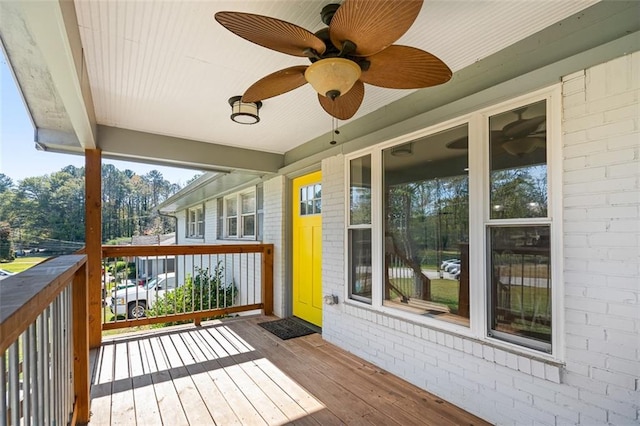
[[89, 316, 489, 425]]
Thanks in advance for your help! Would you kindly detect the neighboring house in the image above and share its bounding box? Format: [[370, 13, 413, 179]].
[[131, 233, 176, 281], [160, 51, 640, 425], [131, 233, 176, 246]]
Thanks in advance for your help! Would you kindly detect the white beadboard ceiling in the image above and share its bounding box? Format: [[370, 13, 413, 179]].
[[73, 0, 598, 155]]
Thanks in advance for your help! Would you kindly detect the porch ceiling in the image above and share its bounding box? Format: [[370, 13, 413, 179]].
[[2, 0, 636, 175]]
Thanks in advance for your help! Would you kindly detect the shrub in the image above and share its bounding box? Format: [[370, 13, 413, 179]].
[[148, 262, 236, 326]]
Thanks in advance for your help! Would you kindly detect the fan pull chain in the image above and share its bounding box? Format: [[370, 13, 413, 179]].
[[330, 117, 340, 145]]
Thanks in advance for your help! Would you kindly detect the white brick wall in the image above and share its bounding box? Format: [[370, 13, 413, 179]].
[[263, 175, 286, 318], [321, 155, 346, 321], [321, 52, 640, 425]]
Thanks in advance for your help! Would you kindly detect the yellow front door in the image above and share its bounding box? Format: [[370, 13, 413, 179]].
[[292, 171, 323, 327]]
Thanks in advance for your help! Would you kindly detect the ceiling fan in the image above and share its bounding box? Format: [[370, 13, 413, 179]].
[[497, 106, 546, 156], [446, 106, 546, 157], [215, 0, 452, 120]]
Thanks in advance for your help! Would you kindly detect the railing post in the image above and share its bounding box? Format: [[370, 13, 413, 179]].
[[85, 148, 103, 348], [73, 263, 90, 424], [261, 244, 274, 316]]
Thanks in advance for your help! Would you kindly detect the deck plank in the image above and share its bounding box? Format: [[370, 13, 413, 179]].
[[132, 338, 163, 426], [230, 320, 386, 425], [165, 333, 216, 425], [224, 362, 290, 424], [291, 336, 462, 426], [181, 331, 243, 425], [239, 360, 309, 421], [89, 343, 113, 425], [91, 316, 490, 426], [190, 328, 268, 425], [109, 342, 135, 426], [148, 336, 190, 425]]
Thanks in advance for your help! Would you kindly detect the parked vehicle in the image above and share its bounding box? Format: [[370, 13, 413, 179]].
[[112, 279, 143, 292], [440, 259, 460, 272], [0, 269, 15, 281], [110, 272, 177, 319]]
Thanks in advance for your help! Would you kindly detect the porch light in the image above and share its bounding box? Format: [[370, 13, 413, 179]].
[[304, 58, 361, 100], [229, 96, 262, 124], [390, 143, 413, 157]]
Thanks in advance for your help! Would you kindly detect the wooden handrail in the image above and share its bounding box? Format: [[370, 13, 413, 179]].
[[0, 255, 86, 353], [100, 243, 275, 331], [102, 243, 272, 257]]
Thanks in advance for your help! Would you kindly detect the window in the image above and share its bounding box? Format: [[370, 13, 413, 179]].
[[487, 100, 551, 352], [224, 190, 256, 239], [382, 125, 469, 326], [348, 155, 372, 303], [488, 226, 551, 352], [300, 183, 321, 216], [186, 205, 204, 238], [345, 89, 559, 355], [241, 192, 256, 237]]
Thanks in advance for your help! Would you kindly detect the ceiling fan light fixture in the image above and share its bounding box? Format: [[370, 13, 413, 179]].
[[391, 143, 413, 157], [304, 58, 361, 100], [501, 137, 543, 156], [228, 96, 262, 124]]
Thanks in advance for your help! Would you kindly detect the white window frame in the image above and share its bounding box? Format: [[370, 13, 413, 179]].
[[186, 205, 204, 239], [347, 154, 373, 304], [343, 85, 563, 360], [223, 189, 256, 240]]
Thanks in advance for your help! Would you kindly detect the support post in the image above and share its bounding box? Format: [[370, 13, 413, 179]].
[[85, 149, 102, 348], [261, 245, 274, 316], [72, 262, 90, 424]]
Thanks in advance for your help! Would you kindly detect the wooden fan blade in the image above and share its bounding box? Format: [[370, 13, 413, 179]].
[[447, 131, 504, 150], [242, 66, 309, 102], [215, 11, 326, 57], [329, 0, 423, 57], [360, 45, 451, 89], [502, 116, 546, 139], [318, 80, 365, 120]]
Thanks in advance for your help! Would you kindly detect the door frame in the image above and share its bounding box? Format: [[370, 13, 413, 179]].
[[285, 167, 322, 323]]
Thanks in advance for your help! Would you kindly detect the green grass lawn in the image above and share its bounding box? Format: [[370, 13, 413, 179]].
[[390, 278, 461, 312], [1, 256, 50, 273]]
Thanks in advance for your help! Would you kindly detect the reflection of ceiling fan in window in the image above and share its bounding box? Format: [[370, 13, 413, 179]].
[[447, 106, 546, 156], [497, 107, 546, 156]]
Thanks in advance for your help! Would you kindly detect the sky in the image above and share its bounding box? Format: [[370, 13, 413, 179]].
[[0, 58, 200, 186]]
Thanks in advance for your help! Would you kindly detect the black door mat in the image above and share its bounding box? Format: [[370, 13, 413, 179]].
[[258, 318, 317, 340]]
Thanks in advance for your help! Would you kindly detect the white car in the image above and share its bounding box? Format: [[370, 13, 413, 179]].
[[110, 272, 177, 319], [0, 269, 15, 281], [440, 259, 460, 271]]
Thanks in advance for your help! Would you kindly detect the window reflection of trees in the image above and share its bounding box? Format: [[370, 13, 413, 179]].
[[491, 167, 547, 219]]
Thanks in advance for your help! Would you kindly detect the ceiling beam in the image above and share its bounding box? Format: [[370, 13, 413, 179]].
[[97, 125, 284, 174], [19, 0, 97, 149]]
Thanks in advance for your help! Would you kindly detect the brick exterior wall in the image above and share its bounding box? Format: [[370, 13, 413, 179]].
[[320, 52, 639, 425], [263, 175, 286, 318]]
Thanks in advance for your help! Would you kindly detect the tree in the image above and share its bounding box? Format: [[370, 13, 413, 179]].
[[0, 164, 185, 251], [0, 174, 13, 193], [0, 222, 12, 261]]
